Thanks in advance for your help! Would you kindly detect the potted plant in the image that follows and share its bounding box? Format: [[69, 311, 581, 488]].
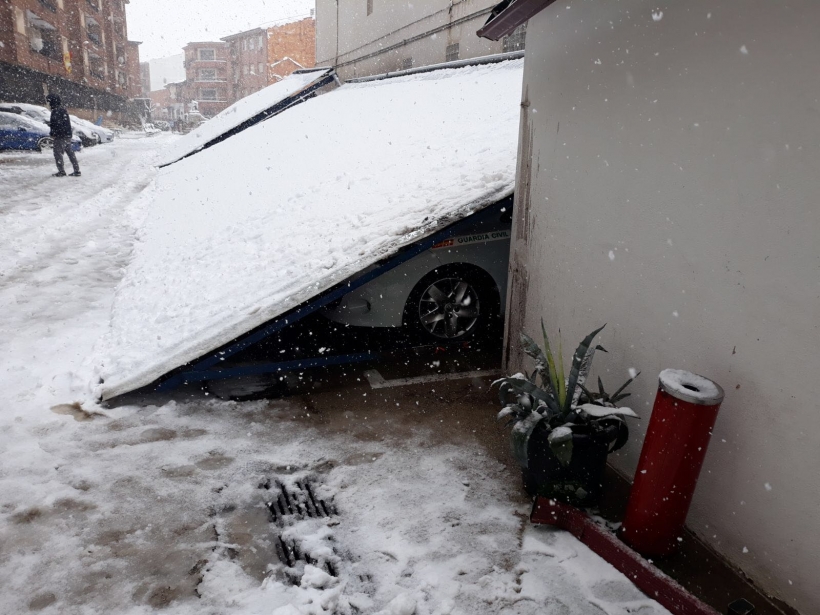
[[496, 323, 639, 507]]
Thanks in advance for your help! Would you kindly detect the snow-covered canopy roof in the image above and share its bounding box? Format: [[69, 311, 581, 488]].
[[97, 58, 524, 400], [157, 68, 334, 167]]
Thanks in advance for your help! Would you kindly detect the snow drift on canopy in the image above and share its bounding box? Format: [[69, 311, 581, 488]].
[[97, 59, 524, 400], [158, 68, 333, 167]]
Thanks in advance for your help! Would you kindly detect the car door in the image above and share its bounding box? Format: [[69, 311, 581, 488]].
[[0, 116, 27, 149]]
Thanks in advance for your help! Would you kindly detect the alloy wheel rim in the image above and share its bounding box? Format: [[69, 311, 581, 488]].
[[418, 277, 480, 338]]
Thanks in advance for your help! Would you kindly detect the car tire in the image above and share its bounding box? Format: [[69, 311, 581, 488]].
[[37, 137, 54, 152], [402, 263, 500, 343], [93, 133, 101, 145], [206, 373, 289, 401]]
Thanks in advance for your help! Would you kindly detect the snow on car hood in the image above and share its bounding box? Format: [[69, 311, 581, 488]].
[[97, 59, 523, 400], [157, 68, 334, 167]]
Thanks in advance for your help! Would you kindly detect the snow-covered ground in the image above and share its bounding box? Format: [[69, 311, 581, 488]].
[[0, 138, 671, 614]]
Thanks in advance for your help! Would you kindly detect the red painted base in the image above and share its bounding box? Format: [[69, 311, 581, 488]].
[[530, 497, 720, 615]]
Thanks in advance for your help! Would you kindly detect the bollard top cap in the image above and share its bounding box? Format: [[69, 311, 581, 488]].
[[659, 369, 725, 406]]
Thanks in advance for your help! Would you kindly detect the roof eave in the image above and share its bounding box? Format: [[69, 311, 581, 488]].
[[477, 0, 559, 41]]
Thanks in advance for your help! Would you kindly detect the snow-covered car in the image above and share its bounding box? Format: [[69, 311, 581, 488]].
[[143, 123, 161, 135], [71, 115, 114, 144], [0, 103, 97, 146], [323, 199, 513, 341], [0, 111, 81, 152]]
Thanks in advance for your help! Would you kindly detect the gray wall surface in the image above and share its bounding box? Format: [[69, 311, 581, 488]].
[[508, 1, 819, 612], [315, 0, 512, 78]]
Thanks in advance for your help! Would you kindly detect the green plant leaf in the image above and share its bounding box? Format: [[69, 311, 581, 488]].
[[510, 411, 545, 468], [556, 330, 567, 408], [520, 332, 547, 375], [541, 319, 562, 399], [563, 324, 607, 416], [501, 377, 561, 414], [611, 371, 641, 399]]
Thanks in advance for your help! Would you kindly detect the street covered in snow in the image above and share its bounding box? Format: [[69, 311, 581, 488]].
[[0, 135, 673, 614]]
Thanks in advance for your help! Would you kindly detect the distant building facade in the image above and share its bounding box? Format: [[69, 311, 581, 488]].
[[139, 60, 150, 97], [0, 0, 142, 118], [222, 17, 315, 104], [222, 27, 267, 103], [181, 41, 231, 117], [147, 17, 316, 124], [266, 17, 315, 82], [315, 0, 525, 79]]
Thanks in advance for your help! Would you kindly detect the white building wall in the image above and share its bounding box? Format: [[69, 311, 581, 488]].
[[509, 1, 820, 613], [315, 0, 508, 79], [148, 53, 185, 92]]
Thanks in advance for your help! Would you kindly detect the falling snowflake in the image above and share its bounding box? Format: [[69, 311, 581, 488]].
[[608, 250, 615, 261], [740, 45, 749, 55], [594, 59, 602, 65], [652, 10, 663, 21]]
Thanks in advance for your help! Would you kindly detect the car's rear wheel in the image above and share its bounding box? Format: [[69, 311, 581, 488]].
[[37, 137, 54, 152], [403, 264, 500, 342]]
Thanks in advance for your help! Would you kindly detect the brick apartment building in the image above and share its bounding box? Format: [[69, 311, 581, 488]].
[[264, 16, 315, 82], [222, 27, 266, 103], [0, 0, 142, 120], [223, 17, 316, 102], [180, 41, 231, 117], [150, 17, 316, 124]]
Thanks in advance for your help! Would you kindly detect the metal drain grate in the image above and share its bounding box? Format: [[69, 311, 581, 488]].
[[262, 478, 339, 583], [275, 536, 337, 577], [266, 479, 337, 524]]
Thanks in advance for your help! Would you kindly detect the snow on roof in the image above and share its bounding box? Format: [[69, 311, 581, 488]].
[[157, 69, 333, 167], [97, 58, 523, 400]]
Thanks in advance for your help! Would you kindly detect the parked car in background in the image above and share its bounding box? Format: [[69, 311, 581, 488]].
[[70, 115, 114, 144], [143, 123, 161, 135], [0, 103, 99, 147], [0, 111, 81, 152]]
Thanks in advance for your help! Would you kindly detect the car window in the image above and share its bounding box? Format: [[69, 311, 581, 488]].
[[0, 114, 22, 128]]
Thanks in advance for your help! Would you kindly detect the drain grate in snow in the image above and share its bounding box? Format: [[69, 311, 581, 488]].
[[262, 479, 339, 583], [265, 479, 338, 524]]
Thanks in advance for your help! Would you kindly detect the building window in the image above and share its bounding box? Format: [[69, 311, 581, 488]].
[[87, 52, 105, 79], [198, 68, 217, 81], [401, 57, 413, 70], [38, 0, 58, 13], [27, 11, 61, 61], [86, 15, 102, 46], [446, 43, 460, 62], [367, 0, 373, 16], [258, 62, 264, 75], [502, 22, 527, 53], [258, 35, 264, 49], [86, 0, 100, 12], [199, 88, 218, 101], [242, 39, 247, 51], [243, 65, 249, 75], [198, 48, 215, 61]]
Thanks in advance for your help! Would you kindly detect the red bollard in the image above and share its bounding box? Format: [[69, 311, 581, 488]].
[[620, 369, 725, 557]]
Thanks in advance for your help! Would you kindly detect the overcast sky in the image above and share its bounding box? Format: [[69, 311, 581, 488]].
[[127, 0, 316, 61]]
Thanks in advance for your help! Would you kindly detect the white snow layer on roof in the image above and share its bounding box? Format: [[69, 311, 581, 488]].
[[158, 69, 333, 166], [98, 59, 523, 399]]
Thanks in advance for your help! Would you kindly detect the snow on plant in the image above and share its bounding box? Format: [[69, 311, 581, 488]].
[[495, 322, 639, 468]]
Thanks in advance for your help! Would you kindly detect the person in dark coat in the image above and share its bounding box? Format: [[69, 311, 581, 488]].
[[46, 94, 81, 177]]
